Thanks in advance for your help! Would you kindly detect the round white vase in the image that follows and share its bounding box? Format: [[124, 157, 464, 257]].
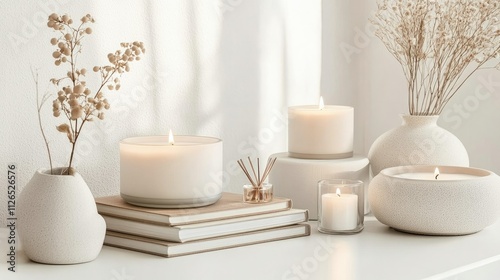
[[368, 115, 469, 176], [18, 168, 106, 264]]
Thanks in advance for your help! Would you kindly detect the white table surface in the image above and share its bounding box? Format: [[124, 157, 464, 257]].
[[2, 216, 500, 280]]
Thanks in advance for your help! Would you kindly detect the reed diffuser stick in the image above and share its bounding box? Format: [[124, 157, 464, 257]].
[[257, 158, 260, 185], [237, 160, 256, 187], [238, 157, 277, 202], [248, 157, 259, 185]]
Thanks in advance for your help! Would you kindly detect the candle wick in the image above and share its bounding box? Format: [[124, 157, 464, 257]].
[[435, 174, 439, 180], [336, 193, 340, 197]]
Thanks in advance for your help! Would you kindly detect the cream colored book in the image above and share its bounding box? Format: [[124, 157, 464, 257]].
[[95, 192, 292, 226], [104, 223, 311, 258], [102, 208, 308, 242]]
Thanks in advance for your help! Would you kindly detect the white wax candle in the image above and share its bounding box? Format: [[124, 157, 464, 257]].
[[321, 192, 358, 231], [288, 105, 353, 158], [393, 173, 478, 180], [120, 135, 222, 203]]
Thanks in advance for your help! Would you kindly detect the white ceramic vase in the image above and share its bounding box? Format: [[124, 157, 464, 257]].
[[368, 115, 469, 176], [18, 168, 106, 264]]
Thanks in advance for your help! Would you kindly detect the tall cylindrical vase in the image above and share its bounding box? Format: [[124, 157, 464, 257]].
[[18, 168, 106, 264], [368, 115, 469, 176]]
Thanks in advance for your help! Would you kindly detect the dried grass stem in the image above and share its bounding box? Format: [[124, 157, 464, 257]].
[[372, 0, 500, 115]]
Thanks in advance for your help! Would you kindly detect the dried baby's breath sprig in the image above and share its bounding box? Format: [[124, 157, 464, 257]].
[[44, 13, 145, 174], [372, 0, 500, 115]]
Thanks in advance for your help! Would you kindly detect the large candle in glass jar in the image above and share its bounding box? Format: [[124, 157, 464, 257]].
[[120, 133, 222, 208], [288, 98, 353, 159]]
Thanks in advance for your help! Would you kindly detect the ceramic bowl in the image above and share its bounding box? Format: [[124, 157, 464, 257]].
[[369, 165, 500, 235]]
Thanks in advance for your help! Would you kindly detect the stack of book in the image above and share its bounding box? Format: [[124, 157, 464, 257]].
[[96, 192, 310, 257]]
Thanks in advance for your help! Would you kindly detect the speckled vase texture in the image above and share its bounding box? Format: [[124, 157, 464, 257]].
[[18, 168, 106, 264], [369, 166, 500, 235], [368, 115, 469, 176]]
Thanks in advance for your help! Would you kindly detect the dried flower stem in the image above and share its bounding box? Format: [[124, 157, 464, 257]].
[[372, 0, 500, 115], [46, 13, 145, 174], [32, 68, 54, 175]]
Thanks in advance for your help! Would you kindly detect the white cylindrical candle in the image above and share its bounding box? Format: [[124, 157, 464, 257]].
[[321, 191, 358, 231], [288, 105, 353, 159], [120, 135, 222, 208]]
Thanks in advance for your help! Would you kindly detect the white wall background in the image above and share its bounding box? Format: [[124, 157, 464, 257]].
[[1, 0, 499, 226]]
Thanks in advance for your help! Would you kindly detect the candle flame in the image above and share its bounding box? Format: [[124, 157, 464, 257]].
[[319, 96, 325, 110], [434, 167, 439, 180], [336, 188, 341, 197], [168, 129, 175, 145]]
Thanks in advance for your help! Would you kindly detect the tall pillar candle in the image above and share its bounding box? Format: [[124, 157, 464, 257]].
[[120, 135, 223, 208], [288, 104, 353, 159]]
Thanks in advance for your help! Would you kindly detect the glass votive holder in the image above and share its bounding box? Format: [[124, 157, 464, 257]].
[[318, 179, 364, 234], [243, 183, 273, 203]]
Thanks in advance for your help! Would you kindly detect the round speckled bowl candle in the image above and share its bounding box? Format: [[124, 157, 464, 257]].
[[369, 165, 500, 235]]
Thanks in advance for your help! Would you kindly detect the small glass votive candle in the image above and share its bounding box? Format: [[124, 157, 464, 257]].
[[243, 183, 273, 203], [318, 179, 364, 234]]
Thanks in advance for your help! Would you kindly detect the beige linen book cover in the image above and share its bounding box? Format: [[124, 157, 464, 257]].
[[102, 208, 308, 242], [104, 223, 311, 257], [96, 192, 292, 226]]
